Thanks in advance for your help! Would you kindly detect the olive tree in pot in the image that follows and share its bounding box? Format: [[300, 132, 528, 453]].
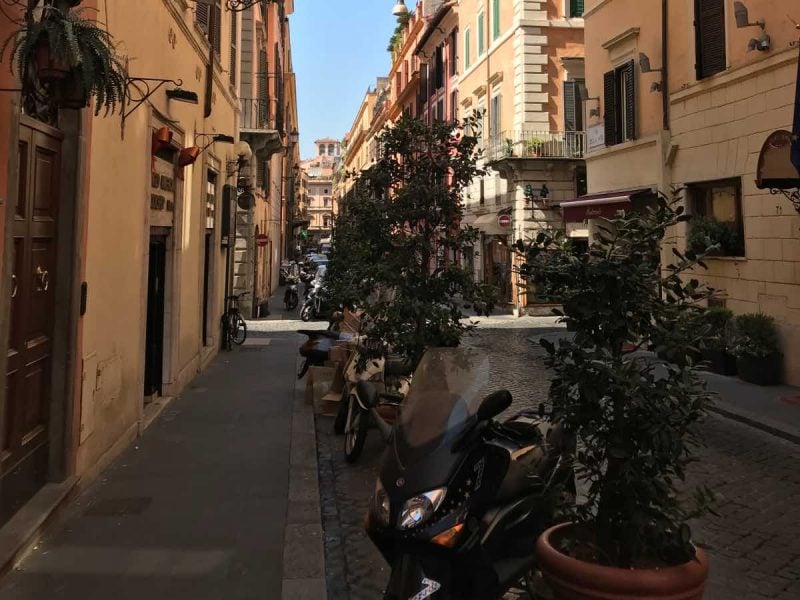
[[519, 193, 718, 600], [325, 113, 496, 366], [1, 5, 127, 114], [732, 313, 782, 386]]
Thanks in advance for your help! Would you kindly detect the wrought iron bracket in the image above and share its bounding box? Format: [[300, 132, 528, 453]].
[[224, 0, 278, 12], [122, 77, 183, 120], [770, 188, 800, 214]]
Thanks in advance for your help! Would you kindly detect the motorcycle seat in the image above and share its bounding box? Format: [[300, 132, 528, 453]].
[[499, 420, 543, 446]]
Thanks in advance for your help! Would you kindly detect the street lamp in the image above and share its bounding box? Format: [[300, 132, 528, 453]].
[[392, 1, 409, 17]]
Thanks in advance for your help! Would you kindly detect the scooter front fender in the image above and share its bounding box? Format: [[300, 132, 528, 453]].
[[384, 554, 452, 600]]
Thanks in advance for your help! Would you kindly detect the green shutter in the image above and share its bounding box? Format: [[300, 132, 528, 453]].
[[492, 0, 501, 40], [478, 13, 485, 55], [570, 0, 585, 18], [465, 29, 471, 68]]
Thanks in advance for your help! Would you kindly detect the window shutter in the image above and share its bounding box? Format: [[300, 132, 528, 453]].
[[212, 2, 222, 58], [465, 29, 471, 69], [570, 0, 585, 18], [624, 60, 636, 140], [695, 0, 726, 79], [478, 13, 485, 54], [564, 80, 577, 132], [229, 11, 237, 86], [603, 70, 617, 146], [492, 0, 501, 39], [196, 3, 210, 31]]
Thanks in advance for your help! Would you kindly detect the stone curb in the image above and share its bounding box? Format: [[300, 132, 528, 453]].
[[281, 351, 327, 600]]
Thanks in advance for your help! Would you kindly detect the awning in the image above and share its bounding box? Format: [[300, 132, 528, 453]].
[[560, 188, 655, 223], [471, 213, 509, 236]]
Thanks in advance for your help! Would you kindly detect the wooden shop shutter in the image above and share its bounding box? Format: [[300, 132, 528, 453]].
[[695, 0, 726, 79], [603, 70, 617, 146]]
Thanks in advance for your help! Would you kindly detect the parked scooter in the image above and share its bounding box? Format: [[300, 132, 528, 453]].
[[363, 347, 575, 600], [296, 312, 352, 379], [284, 274, 300, 310], [300, 267, 330, 322]]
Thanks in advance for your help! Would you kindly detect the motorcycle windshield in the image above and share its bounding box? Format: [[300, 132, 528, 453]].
[[396, 348, 489, 461]]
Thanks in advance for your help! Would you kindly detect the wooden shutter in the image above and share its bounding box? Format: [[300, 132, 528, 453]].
[[571, 0, 585, 18], [564, 80, 577, 132], [623, 60, 636, 140], [196, 3, 210, 31], [229, 11, 237, 86], [492, 0, 501, 39], [212, 2, 222, 58], [695, 0, 726, 79], [465, 29, 471, 69], [603, 70, 617, 146]]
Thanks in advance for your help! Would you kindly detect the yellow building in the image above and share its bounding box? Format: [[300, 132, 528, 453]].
[[579, 0, 800, 384], [457, 0, 586, 310], [340, 81, 384, 196]]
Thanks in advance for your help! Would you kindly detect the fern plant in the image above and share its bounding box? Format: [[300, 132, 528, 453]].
[[1, 6, 127, 115]]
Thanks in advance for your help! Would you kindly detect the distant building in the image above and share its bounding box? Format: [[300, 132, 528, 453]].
[[300, 139, 342, 245]]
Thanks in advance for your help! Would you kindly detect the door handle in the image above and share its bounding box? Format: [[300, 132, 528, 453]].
[[10, 274, 17, 298], [35, 266, 49, 292]]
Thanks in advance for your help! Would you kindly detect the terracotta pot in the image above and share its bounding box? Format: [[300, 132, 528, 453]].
[[34, 39, 69, 81], [536, 524, 709, 600], [57, 70, 89, 109], [152, 127, 174, 154]]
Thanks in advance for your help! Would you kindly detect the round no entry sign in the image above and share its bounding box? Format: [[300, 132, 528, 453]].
[[498, 214, 511, 228]]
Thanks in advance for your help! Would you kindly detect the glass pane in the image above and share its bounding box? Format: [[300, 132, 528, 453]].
[[710, 186, 737, 223]]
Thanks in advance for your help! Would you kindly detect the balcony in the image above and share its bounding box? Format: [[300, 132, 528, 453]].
[[240, 98, 282, 156], [485, 131, 586, 163]]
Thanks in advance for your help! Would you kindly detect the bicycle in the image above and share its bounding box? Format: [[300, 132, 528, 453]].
[[222, 292, 248, 350]]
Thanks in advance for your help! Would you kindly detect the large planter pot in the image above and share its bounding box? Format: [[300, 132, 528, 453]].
[[34, 39, 69, 81], [536, 524, 709, 600], [702, 348, 737, 376], [736, 353, 782, 386], [57, 70, 89, 109]]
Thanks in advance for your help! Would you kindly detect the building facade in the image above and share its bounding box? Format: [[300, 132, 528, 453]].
[[300, 139, 341, 246], [457, 0, 586, 310], [580, 0, 800, 384], [0, 0, 299, 533]]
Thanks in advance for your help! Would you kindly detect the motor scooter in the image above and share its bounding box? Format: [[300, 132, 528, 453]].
[[363, 347, 575, 600], [284, 275, 300, 310]]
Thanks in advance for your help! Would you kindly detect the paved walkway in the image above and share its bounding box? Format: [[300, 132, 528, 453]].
[[0, 316, 323, 599]]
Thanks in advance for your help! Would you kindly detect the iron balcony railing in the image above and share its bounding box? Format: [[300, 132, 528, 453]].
[[240, 97, 276, 131], [485, 131, 586, 162]]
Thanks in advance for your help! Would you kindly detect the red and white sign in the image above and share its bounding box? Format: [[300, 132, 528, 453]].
[[256, 234, 269, 247], [498, 214, 511, 228]]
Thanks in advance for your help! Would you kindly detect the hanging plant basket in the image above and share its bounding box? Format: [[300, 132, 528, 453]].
[[1, 5, 127, 116]]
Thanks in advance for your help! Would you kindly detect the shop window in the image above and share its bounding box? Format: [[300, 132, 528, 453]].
[[694, 0, 726, 80], [603, 61, 636, 146], [688, 178, 745, 257]]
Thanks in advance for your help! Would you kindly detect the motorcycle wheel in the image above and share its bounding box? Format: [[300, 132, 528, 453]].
[[300, 305, 312, 322], [288, 293, 299, 310], [344, 393, 368, 463], [333, 386, 349, 434]]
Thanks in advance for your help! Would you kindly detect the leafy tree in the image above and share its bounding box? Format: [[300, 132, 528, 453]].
[[327, 114, 495, 365], [519, 191, 718, 568]]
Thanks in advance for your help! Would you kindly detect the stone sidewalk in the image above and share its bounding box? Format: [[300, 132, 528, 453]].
[[0, 326, 324, 600]]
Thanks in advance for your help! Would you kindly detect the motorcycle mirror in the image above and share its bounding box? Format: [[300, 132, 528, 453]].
[[477, 390, 512, 422]]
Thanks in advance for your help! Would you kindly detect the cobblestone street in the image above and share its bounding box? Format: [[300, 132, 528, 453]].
[[317, 322, 800, 600]]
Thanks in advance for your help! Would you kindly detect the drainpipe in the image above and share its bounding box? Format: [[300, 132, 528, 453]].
[[662, 0, 669, 131]]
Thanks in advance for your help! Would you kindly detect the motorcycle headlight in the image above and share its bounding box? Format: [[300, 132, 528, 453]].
[[374, 479, 390, 526], [398, 487, 447, 530]]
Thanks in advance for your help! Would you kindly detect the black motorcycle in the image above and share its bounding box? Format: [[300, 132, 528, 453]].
[[300, 280, 331, 322], [284, 275, 300, 310], [363, 348, 574, 600]]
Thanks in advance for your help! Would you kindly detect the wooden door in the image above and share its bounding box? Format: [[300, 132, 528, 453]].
[[2, 120, 62, 523], [144, 237, 167, 397]]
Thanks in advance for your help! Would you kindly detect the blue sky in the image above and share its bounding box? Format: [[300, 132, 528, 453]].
[[291, 1, 399, 159]]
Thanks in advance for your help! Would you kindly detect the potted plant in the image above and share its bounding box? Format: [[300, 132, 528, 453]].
[[520, 191, 716, 599], [700, 306, 737, 376], [504, 138, 515, 157], [687, 216, 744, 257], [732, 313, 782, 385], [1, 6, 127, 114], [526, 137, 543, 157]]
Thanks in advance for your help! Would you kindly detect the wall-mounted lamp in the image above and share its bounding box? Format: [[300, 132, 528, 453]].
[[734, 1, 771, 52], [392, 1, 409, 17], [166, 88, 200, 104], [639, 52, 665, 93], [524, 183, 549, 202], [226, 141, 254, 176]]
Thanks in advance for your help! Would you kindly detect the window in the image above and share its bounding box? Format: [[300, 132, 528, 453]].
[[477, 12, 485, 55], [196, 0, 222, 58], [323, 215, 331, 228], [489, 93, 501, 141], [689, 179, 745, 257], [569, 0, 584, 18], [492, 0, 501, 40], [564, 78, 585, 132], [449, 29, 458, 77], [229, 11, 237, 86], [437, 98, 445, 122], [603, 61, 636, 146], [479, 179, 485, 206], [450, 90, 458, 121], [435, 44, 444, 89], [328, 144, 335, 155], [324, 198, 330, 208], [464, 28, 471, 69], [694, 0, 726, 79]]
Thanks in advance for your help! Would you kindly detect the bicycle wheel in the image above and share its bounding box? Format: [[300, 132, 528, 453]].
[[232, 314, 247, 345]]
